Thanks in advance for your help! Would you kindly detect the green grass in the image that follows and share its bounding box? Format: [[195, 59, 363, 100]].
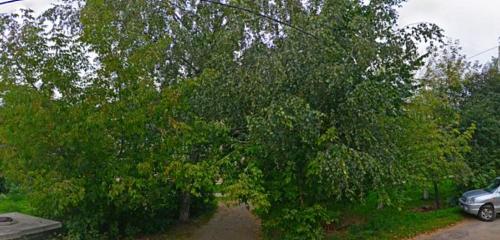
[[329, 205, 464, 240], [0, 185, 466, 240], [0, 192, 33, 214], [329, 184, 466, 240]]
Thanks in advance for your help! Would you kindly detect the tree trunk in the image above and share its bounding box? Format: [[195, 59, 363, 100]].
[[179, 191, 191, 222], [433, 181, 440, 209], [423, 189, 429, 200]]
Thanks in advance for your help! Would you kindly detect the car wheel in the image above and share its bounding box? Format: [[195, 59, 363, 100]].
[[478, 204, 496, 222]]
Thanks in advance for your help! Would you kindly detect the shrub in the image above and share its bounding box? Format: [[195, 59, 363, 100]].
[[262, 205, 332, 240], [0, 176, 8, 194], [0, 86, 227, 239]]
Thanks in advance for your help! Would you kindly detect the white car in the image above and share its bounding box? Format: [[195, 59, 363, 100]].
[[459, 177, 500, 221]]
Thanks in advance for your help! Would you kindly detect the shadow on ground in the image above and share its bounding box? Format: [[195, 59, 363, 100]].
[[140, 204, 261, 240]]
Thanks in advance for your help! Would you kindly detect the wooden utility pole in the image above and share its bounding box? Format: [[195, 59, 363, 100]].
[[497, 38, 500, 72]]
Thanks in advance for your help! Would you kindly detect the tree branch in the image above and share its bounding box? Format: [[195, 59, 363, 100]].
[[199, 0, 319, 40]]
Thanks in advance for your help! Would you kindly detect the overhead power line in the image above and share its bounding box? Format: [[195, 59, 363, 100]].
[[199, 0, 319, 39], [467, 46, 499, 60], [0, 0, 24, 6]]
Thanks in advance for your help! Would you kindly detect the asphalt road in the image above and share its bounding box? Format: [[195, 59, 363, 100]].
[[413, 216, 500, 240]]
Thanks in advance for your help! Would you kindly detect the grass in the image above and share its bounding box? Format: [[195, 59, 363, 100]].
[[144, 185, 466, 240], [0, 191, 33, 214], [329, 204, 464, 240], [0, 184, 467, 240], [329, 183, 466, 240]]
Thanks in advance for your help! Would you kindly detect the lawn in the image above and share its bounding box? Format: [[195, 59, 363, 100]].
[[0, 192, 33, 214], [0, 184, 467, 240], [329, 183, 466, 240], [329, 204, 464, 240]]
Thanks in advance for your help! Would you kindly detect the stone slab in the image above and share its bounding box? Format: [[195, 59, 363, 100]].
[[0, 212, 61, 240]]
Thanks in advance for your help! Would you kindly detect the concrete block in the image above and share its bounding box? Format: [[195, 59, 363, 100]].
[[0, 212, 61, 240]]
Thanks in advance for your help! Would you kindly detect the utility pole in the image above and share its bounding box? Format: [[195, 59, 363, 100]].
[[496, 36, 500, 72]]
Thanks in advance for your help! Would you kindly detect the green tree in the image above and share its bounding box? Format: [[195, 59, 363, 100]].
[[77, 0, 444, 238], [421, 40, 480, 107], [418, 41, 497, 190], [461, 65, 500, 187], [0, 0, 453, 239], [400, 90, 474, 208], [0, 4, 228, 239]]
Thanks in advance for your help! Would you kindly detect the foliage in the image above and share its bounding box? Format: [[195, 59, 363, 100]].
[[76, 0, 445, 237], [0, 192, 33, 214], [400, 90, 475, 206], [419, 41, 499, 189], [244, 97, 328, 239], [421, 40, 480, 106], [329, 184, 464, 240], [216, 1, 443, 238], [0, 176, 8, 195], [461, 67, 500, 187], [0, 3, 227, 239], [264, 205, 331, 240], [0, 0, 489, 239]]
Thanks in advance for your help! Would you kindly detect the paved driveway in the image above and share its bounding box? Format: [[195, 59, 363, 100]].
[[413, 216, 500, 240]]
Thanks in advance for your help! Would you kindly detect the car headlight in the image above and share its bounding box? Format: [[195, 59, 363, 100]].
[[466, 198, 475, 204]]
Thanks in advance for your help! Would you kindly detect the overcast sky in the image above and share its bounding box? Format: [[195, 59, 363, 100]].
[[1, 0, 499, 63], [398, 0, 500, 63]]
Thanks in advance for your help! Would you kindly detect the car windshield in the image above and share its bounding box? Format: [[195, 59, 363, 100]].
[[484, 179, 500, 193]]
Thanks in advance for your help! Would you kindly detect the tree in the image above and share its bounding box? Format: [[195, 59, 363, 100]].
[[0, 4, 228, 238], [400, 90, 474, 208], [461, 65, 500, 187], [78, 0, 444, 238], [418, 41, 498, 190], [0, 0, 449, 238], [420, 40, 480, 107]]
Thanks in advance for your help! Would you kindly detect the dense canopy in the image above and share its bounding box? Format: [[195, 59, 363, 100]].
[[0, 1, 497, 239]]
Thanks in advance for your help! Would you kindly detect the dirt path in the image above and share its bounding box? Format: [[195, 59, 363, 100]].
[[159, 204, 261, 240], [412, 216, 500, 240]]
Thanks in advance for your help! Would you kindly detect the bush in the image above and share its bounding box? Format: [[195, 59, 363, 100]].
[[0, 86, 226, 239], [0, 176, 8, 194], [262, 205, 332, 240]]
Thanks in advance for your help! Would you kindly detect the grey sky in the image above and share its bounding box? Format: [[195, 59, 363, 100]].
[[1, 0, 499, 63], [398, 0, 500, 63], [0, 0, 54, 14]]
